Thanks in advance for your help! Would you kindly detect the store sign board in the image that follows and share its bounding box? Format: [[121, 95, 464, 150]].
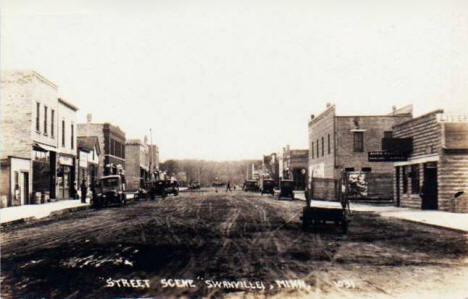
[[368, 151, 408, 162]]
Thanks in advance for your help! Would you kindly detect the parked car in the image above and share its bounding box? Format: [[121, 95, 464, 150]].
[[93, 175, 127, 208], [261, 179, 275, 195], [189, 181, 201, 190], [165, 180, 179, 196], [278, 179, 294, 200], [243, 180, 260, 192]]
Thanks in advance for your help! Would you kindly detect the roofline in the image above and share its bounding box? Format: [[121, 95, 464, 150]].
[[393, 109, 444, 128], [58, 97, 79, 111], [336, 113, 412, 118], [1, 70, 58, 89]]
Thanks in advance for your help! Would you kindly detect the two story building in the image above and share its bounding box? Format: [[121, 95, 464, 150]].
[[77, 114, 126, 178], [308, 104, 412, 201], [0, 70, 78, 206]]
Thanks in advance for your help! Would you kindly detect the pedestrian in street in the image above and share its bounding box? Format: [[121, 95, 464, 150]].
[[80, 179, 88, 203], [91, 179, 97, 204], [226, 181, 232, 192]]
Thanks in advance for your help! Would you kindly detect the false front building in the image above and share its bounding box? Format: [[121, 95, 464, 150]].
[[392, 110, 468, 212]]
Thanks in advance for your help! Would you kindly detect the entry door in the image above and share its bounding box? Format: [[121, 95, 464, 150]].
[[422, 163, 438, 210], [396, 167, 400, 207], [24, 172, 29, 205]]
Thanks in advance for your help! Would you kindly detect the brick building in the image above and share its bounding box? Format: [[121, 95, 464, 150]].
[[77, 115, 126, 178], [281, 145, 308, 190], [125, 138, 150, 191], [393, 111, 468, 212], [0, 70, 78, 207], [308, 104, 412, 201]]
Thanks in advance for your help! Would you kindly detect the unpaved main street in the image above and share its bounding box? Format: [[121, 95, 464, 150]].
[[1, 191, 468, 299]]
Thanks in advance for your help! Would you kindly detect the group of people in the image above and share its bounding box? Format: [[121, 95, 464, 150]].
[[77, 179, 97, 204]]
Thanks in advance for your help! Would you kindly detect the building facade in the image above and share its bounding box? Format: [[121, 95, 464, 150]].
[[308, 104, 412, 201], [281, 145, 308, 190], [0, 70, 78, 207], [77, 136, 101, 188], [125, 138, 150, 191], [56, 98, 79, 200], [393, 111, 468, 212], [77, 115, 126, 178]]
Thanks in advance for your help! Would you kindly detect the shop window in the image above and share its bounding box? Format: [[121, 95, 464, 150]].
[[353, 132, 364, 152], [384, 131, 393, 139], [411, 165, 420, 194], [402, 166, 408, 194]]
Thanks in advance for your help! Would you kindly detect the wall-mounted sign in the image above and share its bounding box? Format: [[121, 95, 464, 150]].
[[368, 151, 408, 162], [59, 156, 74, 166]]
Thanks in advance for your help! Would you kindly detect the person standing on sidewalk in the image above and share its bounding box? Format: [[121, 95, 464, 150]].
[[80, 179, 88, 203], [226, 181, 232, 192]]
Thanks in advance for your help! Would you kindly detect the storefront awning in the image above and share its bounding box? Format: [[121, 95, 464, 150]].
[[33, 143, 57, 153]]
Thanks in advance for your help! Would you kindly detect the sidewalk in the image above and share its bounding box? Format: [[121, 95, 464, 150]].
[[293, 191, 468, 233], [0, 199, 90, 225]]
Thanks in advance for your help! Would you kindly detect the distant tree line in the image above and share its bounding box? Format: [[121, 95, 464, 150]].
[[159, 159, 261, 187]]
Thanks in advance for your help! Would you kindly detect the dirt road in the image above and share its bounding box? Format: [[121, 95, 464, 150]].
[[1, 191, 468, 298]]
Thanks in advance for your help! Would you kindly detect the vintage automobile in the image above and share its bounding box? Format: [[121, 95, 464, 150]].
[[93, 175, 127, 208], [188, 181, 201, 190], [243, 180, 260, 192], [261, 179, 276, 195], [165, 180, 179, 196], [277, 179, 294, 200]]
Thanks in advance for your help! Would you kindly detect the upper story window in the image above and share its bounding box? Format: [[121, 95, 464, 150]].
[[36, 102, 40, 132], [44, 106, 48, 135], [353, 132, 364, 152], [328, 134, 331, 154], [71, 124, 74, 150], [51, 110, 55, 137], [321, 137, 324, 157], [62, 120, 66, 147], [311, 142, 314, 159], [316, 139, 319, 158]]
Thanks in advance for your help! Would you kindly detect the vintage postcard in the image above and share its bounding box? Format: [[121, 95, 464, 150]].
[[1, 1, 468, 298]]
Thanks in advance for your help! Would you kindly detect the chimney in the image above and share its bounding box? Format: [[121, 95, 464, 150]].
[[310, 114, 315, 120], [326, 102, 331, 108], [86, 113, 92, 123], [392, 105, 396, 115]]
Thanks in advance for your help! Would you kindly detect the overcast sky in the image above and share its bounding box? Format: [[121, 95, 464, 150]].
[[2, 0, 468, 161]]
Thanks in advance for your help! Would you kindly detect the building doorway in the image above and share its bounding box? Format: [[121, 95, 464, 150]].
[[23, 172, 29, 205], [421, 163, 438, 210], [396, 167, 400, 207]]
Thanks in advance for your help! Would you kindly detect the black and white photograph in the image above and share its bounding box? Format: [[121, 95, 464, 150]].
[[1, 1, 468, 298]]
